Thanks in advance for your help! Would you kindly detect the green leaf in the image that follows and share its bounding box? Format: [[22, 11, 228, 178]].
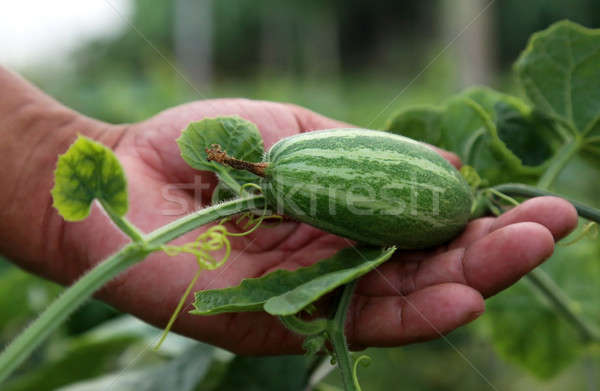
[[384, 106, 442, 146], [481, 230, 600, 379], [216, 355, 310, 391], [0, 267, 62, 341], [481, 280, 581, 379], [386, 87, 561, 185], [265, 247, 395, 316], [4, 335, 140, 391], [55, 343, 214, 391], [176, 116, 264, 192], [516, 20, 600, 135], [51, 136, 128, 221], [191, 246, 396, 316], [494, 103, 556, 166], [545, 235, 600, 335]]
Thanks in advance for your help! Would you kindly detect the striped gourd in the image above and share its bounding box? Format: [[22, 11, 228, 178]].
[[208, 129, 473, 248]]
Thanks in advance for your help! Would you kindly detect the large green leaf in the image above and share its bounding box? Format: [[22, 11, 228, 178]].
[[177, 116, 264, 192], [4, 336, 140, 391], [516, 20, 600, 136], [384, 106, 442, 146], [191, 246, 396, 316], [51, 136, 128, 221], [0, 267, 62, 341], [481, 230, 600, 379], [544, 237, 600, 334], [55, 344, 214, 391], [216, 355, 310, 391], [481, 280, 581, 379], [386, 87, 559, 185], [460, 87, 563, 166]]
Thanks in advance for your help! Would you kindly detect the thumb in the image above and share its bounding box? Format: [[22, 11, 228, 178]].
[[286, 104, 354, 132]]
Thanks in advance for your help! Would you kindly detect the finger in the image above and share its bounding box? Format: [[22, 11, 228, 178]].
[[449, 196, 578, 250], [348, 283, 484, 347], [489, 196, 578, 240], [358, 222, 554, 297], [447, 217, 495, 250], [286, 103, 354, 131]]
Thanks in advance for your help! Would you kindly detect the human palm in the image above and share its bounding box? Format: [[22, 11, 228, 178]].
[[60, 99, 577, 354]]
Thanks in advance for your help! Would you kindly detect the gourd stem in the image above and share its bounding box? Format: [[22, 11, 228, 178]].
[[206, 144, 268, 177], [327, 281, 361, 391], [0, 195, 264, 384]]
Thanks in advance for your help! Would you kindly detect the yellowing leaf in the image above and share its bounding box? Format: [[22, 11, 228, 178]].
[[51, 136, 128, 221]]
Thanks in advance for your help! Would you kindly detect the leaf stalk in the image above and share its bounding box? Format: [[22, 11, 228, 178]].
[[327, 281, 362, 391]]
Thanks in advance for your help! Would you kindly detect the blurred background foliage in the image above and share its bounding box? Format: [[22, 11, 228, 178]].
[[3, 0, 600, 390]]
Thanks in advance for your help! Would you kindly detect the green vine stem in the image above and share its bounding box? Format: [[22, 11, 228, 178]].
[[0, 194, 265, 384], [532, 137, 600, 344], [527, 268, 600, 342], [537, 137, 581, 189], [101, 201, 145, 243], [492, 184, 600, 224], [491, 134, 600, 345], [327, 280, 361, 391]]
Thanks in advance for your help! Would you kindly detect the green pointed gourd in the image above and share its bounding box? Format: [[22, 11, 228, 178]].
[[208, 129, 472, 248]]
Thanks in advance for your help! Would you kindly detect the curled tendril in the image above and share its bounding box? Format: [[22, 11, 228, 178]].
[[352, 355, 372, 391], [559, 222, 598, 246], [154, 210, 281, 349]]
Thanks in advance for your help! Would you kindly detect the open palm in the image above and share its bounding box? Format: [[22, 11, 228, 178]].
[[60, 99, 578, 354]]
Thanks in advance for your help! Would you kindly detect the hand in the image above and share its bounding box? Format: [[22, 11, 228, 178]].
[[31, 99, 580, 354]]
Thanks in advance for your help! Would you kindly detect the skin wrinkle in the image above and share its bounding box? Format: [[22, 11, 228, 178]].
[[6, 105, 54, 211], [235, 314, 271, 355], [290, 104, 308, 133], [234, 223, 301, 254], [273, 233, 345, 271], [402, 259, 423, 295], [102, 123, 130, 152], [396, 296, 406, 341], [275, 224, 326, 254], [139, 135, 182, 184], [348, 294, 369, 351], [453, 247, 470, 288]]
